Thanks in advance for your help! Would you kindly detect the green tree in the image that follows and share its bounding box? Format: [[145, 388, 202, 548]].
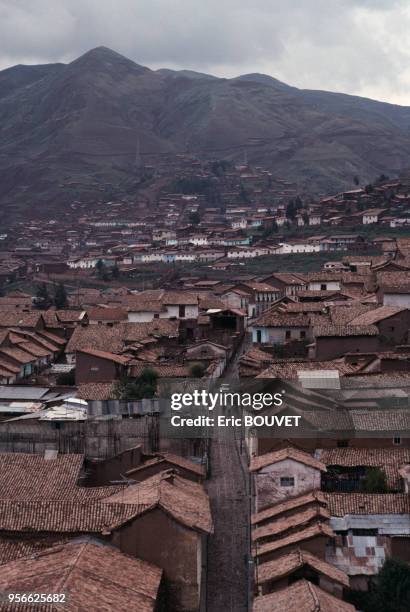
[[35, 283, 51, 309], [56, 370, 75, 385], [189, 211, 201, 226], [190, 363, 205, 378], [96, 259, 105, 277], [114, 368, 159, 400], [95, 259, 109, 281], [363, 467, 388, 493], [239, 185, 250, 204], [286, 200, 296, 220], [53, 283, 68, 309], [347, 559, 410, 612], [111, 264, 120, 280]]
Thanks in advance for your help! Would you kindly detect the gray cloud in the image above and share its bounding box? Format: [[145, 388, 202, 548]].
[[1, 0, 410, 104]]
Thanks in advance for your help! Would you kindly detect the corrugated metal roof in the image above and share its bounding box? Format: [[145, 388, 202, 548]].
[[0, 387, 50, 400]]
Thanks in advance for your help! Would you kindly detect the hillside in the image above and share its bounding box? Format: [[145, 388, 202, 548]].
[[1, 46, 410, 221]]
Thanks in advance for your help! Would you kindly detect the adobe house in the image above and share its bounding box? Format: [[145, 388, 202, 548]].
[[86, 445, 144, 486], [249, 447, 327, 510], [312, 325, 380, 360], [325, 492, 410, 591], [88, 447, 206, 485], [0, 538, 165, 612], [185, 340, 229, 368], [0, 469, 213, 612], [348, 306, 410, 346], [251, 491, 328, 530], [207, 307, 246, 335], [255, 548, 350, 598], [103, 471, 213, 612], [125, 453, 206, 483], [253, 580, 355, 612], [251, 313, 310, 345], [252, 505, 330, 547], [254, 522, 335, 564], [261, 273, 307, 297], [75, 348, 130, 384]]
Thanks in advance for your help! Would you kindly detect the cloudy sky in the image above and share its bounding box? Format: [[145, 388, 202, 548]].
[[1, 0, 410, 105]]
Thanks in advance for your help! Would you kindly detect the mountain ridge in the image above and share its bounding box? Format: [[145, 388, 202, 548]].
[[1, 46, 410, 221]]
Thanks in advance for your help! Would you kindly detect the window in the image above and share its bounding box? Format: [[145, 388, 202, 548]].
[[337, 440, 349, 448], [320, 283, 327, 291], [280, 477, 295, 487], [285, 330, 291, 340], [154, 313, 159, 319], [179, 305, 186, 318], [393, 437, 401, 445], [300, 330, 306, 339], [90, 366, 99, 372]]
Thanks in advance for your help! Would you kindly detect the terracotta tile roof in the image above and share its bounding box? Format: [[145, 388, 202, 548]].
[[329, 304, 376, 326], [0, 500, 146, 533], [0, 539, 162, 612], [66, 321, 179, 354], [296, 290, 341, 299], [55, 310, 86, 323], [314, 324, 379, 337], [0, 359, 20, 374], [253, 579, 355, 611], [87, 307, 127, 321], [0, 312, 43, 328], [285, 303, 327, 313], [10, 340, 51, 358], [121, 296, 164, 313], [318, 448, 410, 490], [239, 347, 276, 376], [78, 348, 130, 365], [256, 548, 349, 588], [306, 271, 342, 281], [255, 523, 335, 559], [76, 382, 116, 400], [250, 448, 327, 473], [350, 409, 410, 432], [129, 362, 191, 378], [0, 347, 36, 364], [163, 290, 200, 305], [37, 330, 66, 346], [252, 491, 327, 526], [325, 493, 410, 516], [199, 296, 226, 310], [252, 313, 310, 328], [126, 453, 206, 478], [42, 311, 65, 328], [252, 506, 330, 542], [101, 471, 213, 534], [348, 306, 407, 326], [377, 271, 410, 289], [241, 281, 280, 292], [340, 371, 410, 387], [0, 536, 69, 565], [0, 453, 121, 502], [257, 358, 357, 379]]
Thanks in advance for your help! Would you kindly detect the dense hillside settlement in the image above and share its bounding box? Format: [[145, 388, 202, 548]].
[[0, 157, 409, 611]]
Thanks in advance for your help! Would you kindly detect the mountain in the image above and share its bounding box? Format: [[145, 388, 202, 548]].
[[1, 46, 410, 221]]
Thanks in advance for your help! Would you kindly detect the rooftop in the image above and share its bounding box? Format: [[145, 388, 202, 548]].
[[0, 538, 162, 612]]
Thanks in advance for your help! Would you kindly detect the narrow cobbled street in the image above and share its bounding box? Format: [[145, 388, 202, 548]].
[[205, 336, 252, 612]]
